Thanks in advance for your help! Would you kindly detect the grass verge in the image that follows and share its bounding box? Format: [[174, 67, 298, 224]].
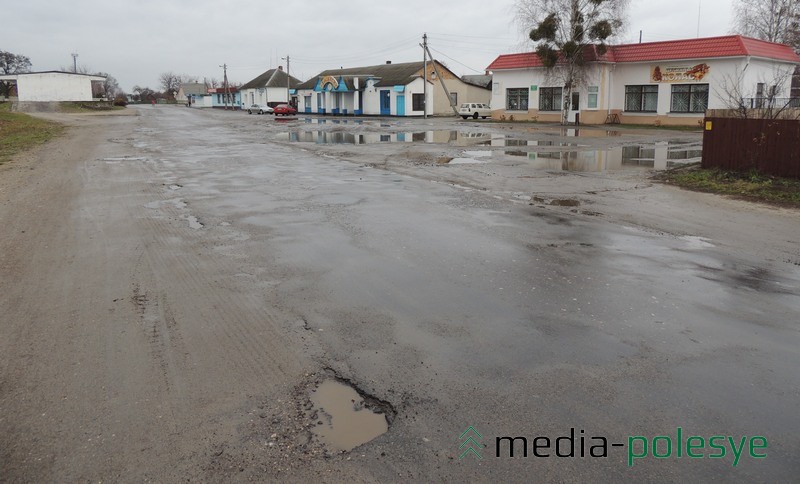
[[58, 101, 125, 113], [657, 163, 800, 208], [0, 102, 64, 164]]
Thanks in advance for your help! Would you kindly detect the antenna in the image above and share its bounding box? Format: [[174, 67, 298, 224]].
[[71, 52, 79, 72], [696, 0, 702, 38]]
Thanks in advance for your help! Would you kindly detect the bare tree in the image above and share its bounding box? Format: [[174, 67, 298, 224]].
[[514, 0, 629, 124], [733, 0, 800, 48], [716, 66, 799, 119], [159, 72, 182, 98], [93, 72, 120, 99], [0, 50, 32, 97]]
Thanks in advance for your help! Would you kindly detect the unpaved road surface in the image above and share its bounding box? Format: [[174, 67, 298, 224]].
[[1, 106, 799, 482]]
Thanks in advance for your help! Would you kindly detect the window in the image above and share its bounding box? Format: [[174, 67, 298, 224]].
[[506, 88, 529, 111], [625, 85, 658, 112], [450, 92, 458, 106], [412, 93, 425, 111], [538, 87, 562, 112], [587, 86, 599, 109], [671, 84, 709, 113]]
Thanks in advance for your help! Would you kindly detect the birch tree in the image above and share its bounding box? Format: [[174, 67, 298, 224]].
[[514, 0, 629, 124]]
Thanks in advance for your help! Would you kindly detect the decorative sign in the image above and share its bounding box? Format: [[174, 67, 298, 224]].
[[320, 75, 339, 90], [651, 63, 710, 83], [530, 85, 538, 91], [705, 121, 713, 131]]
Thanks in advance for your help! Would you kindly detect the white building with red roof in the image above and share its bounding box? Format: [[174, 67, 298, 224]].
[[486, 35, 800, 126]]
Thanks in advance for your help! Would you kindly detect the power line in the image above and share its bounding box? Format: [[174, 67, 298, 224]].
[[427, 47, 484, 74]]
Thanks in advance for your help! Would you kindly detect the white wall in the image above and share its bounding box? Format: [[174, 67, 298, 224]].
[[491, 57, 797, 119], [15, 72, 103, 102]]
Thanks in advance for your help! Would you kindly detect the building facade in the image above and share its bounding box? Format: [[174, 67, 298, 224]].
[[240, 67, 302, 109], [0, 71, 106, 102], [294, 60, 491, 116], [487, 36, 800, 126]]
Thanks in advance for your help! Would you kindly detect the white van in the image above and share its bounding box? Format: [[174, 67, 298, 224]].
[[458, 103, 491, 120]]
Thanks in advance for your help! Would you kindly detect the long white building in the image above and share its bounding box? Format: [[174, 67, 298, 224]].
[[487, 35, 800, 126]]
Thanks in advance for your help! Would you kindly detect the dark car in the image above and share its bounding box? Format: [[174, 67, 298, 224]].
[[273, 104, 297, 116]]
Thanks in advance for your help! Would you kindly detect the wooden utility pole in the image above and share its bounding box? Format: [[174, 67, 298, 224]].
[[220, 63, 230, 109], [423, 41, 459, 117], [422, 33, 428, 119]]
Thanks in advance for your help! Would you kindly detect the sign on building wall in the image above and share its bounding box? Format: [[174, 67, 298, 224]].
[[650, 63, 710, 83]]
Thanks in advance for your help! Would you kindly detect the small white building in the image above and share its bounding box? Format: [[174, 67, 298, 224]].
[[0, 71, 106, 102], [240, 67, 302, 109], [487, 35, 800, 126]]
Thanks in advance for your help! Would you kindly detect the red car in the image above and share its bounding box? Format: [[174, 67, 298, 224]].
[[273, 104, 297, 116]]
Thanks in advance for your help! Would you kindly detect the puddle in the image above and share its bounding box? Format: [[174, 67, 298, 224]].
[[277, 130, 491, 146], [187, 216, 204, 229], [100, 156, 148, 162], [309, 379, 390, 452]]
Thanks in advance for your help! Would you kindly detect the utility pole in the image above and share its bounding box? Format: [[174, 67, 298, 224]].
[[423, 38, 459, 117], [282, 55, 291, 105], [422, 33, 428, 119], [71, 52, 78, 73], [220, 63, 229, 109]]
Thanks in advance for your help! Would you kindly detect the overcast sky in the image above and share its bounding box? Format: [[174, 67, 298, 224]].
[[3, 0, 735, 92]]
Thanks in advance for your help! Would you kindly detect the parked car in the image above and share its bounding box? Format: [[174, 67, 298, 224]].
[[458, 103, 491, 120], [273, 104, 297, 116], [247, 104, 273, 115]]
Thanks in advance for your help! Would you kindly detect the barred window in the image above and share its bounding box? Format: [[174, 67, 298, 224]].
[[671, 84, 709, 113], [506, 88, 529, 111], [412, 93, 425, 111], [539, 87, 562, 112], [624, 85, 658, 112]]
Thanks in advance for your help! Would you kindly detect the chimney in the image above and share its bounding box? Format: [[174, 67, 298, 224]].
[[386, 60, 391, 65]]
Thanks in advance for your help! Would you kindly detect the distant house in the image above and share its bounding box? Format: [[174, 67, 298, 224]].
[[294, 60, 491, 116], [0, 71, 106, 102], [461, 74, 493, 90], [240, 67, 302, 108], [208, 86, 241, 109], [487, 35, 800, 125], [176, 83, 209, 106]]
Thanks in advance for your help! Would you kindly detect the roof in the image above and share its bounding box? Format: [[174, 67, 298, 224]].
[[295, 60, 457, 90], [208, 86, 240, 93], [487, 35, 800, 70], [241, 68, 303, 89], [0, 70, 106, 81], [461, 74, 492, 89]]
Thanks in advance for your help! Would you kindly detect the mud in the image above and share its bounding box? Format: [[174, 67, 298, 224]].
[[1, 106, 798, 482]]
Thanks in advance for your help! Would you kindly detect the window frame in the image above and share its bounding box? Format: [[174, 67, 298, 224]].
[[538, 87, 563, 112], [670, 84, 709, 113], [412, 93, 425, 111], [506, 88, 529, 111], [624, 85, 659, 113]]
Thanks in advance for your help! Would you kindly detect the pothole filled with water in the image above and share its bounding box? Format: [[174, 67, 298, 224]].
[[308, 379, 393, 452]]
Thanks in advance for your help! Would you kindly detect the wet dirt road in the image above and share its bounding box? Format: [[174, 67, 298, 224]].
[[1, 106, 799, 481]]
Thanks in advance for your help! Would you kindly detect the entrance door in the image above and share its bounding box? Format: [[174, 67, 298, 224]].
[[396, 95, 405, 116], [380, 90, 391, 116], [568, 92, 580, 124]]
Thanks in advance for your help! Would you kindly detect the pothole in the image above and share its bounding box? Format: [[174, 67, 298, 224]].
[[308, 378, 394, 452]]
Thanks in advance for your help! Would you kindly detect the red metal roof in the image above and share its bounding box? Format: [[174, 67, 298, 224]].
[[487, 35, 800, 70]]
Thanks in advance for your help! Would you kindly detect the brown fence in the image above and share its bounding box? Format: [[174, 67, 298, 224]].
[[702, 117, 800, 179]]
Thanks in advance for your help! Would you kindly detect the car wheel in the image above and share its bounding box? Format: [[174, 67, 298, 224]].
[[473, 112, 479, 119], [461, 116, 468, 120], [248, 110, 252, 114], [482, 116, 488, 119]]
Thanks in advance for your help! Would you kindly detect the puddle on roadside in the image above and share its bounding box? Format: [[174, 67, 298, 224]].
[[309, 379, 389, 452], [278, 129, 701, 172], [187, 216, 204, 229]]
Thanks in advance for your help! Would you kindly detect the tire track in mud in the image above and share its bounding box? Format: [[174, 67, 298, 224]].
[[124, 147, 304, 396]]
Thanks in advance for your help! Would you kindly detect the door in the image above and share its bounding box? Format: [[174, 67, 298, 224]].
[[396, 95, 405, 116], [380, 90, 391, 116], [568, 92, 580, 124]]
